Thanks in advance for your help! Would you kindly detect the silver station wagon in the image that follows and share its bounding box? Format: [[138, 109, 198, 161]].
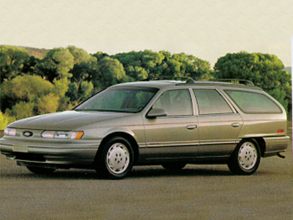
[[0, 80, 289, 178]]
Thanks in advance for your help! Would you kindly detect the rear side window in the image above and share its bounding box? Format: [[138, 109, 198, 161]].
[[225, 90, 282, 113], [193, 89, 233, 114], [153, 89, 193, 116]]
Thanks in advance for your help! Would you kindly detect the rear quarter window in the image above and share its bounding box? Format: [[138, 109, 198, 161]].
[[225, 90, 282, 113]]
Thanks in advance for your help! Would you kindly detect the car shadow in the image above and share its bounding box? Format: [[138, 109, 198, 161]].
[[0, 169, 98, 180], [0, 166, 236, 180], [129, 167, 232, 179]]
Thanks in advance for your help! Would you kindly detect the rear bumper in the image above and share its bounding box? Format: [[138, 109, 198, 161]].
[[0, 137, 100, 168], [263, 136, 290, 157]]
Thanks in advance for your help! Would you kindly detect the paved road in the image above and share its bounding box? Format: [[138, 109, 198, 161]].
[[0, 144, 292, 220]]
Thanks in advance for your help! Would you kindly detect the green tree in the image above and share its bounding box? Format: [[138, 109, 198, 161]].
[[114, 51, 145, 80], [114, 50, 212, 81], [1, 75, 54, 111], [0, 46, 30, 82], [214, 52, 291, 110], [114, 50, 164, 80], [37, 93, 60, 114], [1, 75, 53, 100], [35, 47, 77, 110], [36, 47, 74, 81], [22, 56, 39, 74], [63, 46, 97, 103], [68, 46, 95, 65], [0, 112, 15, 130], [52, 78, 69, 97], [67, 81, 94, 103], [92, 51, 109, 62], [125, 66, 148, 80], [69, 47, 97, 83], [171, 53, 212, 80], [9, 102, 34, 120], [0, 46, 215, 125], [92, 57, 126, 89]]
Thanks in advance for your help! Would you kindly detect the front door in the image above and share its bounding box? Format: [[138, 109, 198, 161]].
[[142, 89, 199, 159]]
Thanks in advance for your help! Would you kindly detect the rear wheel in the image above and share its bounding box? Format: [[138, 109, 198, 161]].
[[228, 139, 260, 175], [26, 166, 56, 175], [162, 162, 186, 171], [95, 137, 134, 179]]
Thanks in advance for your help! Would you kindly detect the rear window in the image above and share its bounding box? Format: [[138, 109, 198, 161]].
[[225, 90, 282, 113]]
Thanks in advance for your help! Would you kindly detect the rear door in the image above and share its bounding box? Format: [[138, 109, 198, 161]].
[[193, 88, 242, 155]]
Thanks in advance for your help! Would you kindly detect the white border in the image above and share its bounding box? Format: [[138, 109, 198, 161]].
[[291, 37, 293, 150]]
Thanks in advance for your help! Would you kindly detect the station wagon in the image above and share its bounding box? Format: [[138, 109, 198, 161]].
[[0, 80, 289, 178]]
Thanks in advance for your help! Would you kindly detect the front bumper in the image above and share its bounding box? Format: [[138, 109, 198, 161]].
[[263, 136, 290, 157], [0, 137, 101, 168]]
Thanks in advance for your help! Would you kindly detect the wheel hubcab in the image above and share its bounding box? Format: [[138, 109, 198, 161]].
[[106, 143, 130, 174], [238, 142, 258, 170]]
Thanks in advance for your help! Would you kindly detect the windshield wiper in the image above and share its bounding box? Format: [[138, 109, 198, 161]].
[[75, 109, 135, 113], [74, 109, 100, 111]]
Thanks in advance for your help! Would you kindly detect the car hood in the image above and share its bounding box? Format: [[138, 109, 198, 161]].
[[9, 111, 131, 130]]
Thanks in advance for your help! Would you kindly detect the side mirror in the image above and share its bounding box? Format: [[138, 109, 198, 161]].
[[146, 108, 167, 119]]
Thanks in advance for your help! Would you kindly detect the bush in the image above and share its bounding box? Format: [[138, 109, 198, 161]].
[[9, 102, 34, 120], [1, 75, 53, 109], [37, 94, 60, 114], [0, 112, 15, 130]]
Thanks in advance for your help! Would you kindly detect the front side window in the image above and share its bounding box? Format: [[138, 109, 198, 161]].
[[75, 87, 158, 113], [225, 90, 282, 113], [193, 89, 233, 114], [153, 89, 193, 116]]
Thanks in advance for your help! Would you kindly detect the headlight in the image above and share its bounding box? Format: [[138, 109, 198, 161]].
[[4, 128, 16, 136], [41, 131, 84, 140]]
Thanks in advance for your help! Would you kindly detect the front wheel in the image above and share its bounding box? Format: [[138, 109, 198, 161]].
[[95, 137, 134, 179], [228, 140, 261, 175], [26, 166, 56, 175]]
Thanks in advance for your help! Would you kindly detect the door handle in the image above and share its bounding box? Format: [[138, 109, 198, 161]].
[[186, 125, 197, 130], [231, 122, 240, 128]]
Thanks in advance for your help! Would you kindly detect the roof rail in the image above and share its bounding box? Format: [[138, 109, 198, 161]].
[[175, 77, 258, 88], [212, 79, 254, 86], [185, 78, 196, 84]]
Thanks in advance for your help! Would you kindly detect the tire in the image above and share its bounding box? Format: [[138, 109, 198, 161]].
[[26, 166, 56, 175], [95, 137, 134, 179], [162, 162, 186, 171], [228, 139, 261, 175]]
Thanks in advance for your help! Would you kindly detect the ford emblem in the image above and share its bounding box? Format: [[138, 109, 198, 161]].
[[23, 131, 33, 137]]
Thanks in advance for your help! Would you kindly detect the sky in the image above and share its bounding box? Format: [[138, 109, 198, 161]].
[[0, 0, 292, 66]]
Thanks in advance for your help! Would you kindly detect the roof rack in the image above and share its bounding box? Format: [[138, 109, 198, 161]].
[[185, 78, 197, 84], [177, 78, 254, 86], [213, 79, 254, 86]]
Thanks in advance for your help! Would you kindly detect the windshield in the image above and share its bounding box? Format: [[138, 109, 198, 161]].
[[75, 87, 158, 113]]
